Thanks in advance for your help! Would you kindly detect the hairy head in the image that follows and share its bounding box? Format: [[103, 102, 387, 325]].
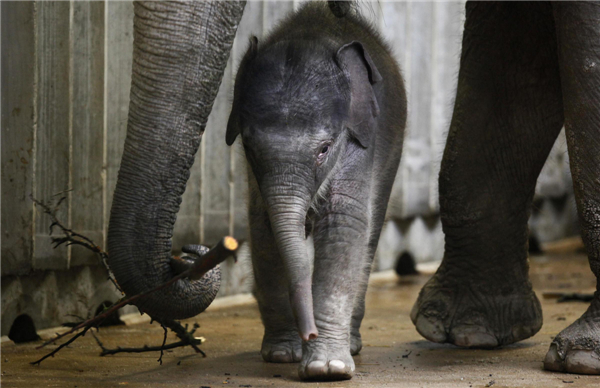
[[229, 39, 355, 190]]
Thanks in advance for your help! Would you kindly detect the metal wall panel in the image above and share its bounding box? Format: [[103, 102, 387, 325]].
[[1, 1, 36, 276]]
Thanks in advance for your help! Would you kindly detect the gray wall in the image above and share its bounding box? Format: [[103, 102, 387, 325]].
[[1, 1, 577, 335]]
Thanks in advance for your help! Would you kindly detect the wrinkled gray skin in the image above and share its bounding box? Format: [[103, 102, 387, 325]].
[[107, 0, 599, 382], [410, 2, 600, 375], [226, 3, 406, 381], [107, 1, 245, 320]]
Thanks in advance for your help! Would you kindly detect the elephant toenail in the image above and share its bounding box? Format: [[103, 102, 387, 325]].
[[453, 329, 498, 348], [543, 344, 565, 372], [415, 315, 446, 343], [565, 350, 600, 374], [307, 360, 327, 373], [409, 302, 420, 323], [269, 350, 293, 363], [328, 360, 345, 373]]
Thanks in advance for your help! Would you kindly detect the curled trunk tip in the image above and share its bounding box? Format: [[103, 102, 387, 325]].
[[290, 278, 319, 341]]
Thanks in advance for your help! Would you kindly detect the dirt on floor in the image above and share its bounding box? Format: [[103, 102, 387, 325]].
[[2, 252, 599, 388]]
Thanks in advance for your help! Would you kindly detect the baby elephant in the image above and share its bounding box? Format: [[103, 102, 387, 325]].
[[226, 2, 406, 381]]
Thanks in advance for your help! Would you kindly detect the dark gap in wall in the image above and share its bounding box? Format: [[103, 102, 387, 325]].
[[395, 252, 419, 276], [8, 314, 40, 343]]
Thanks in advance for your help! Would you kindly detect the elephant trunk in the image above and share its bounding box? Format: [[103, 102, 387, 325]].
[[262, 175, 318, 341], [107, 1, 245, 320]]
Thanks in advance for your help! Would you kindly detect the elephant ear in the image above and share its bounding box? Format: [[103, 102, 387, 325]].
[[226, 36, 259, 146], [334, 41, 382, 148]]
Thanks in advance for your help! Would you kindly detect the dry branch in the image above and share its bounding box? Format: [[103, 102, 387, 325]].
[[30, 194, 122, 293], [30, 326, 93, 366], [35, 236, 238, 351], [31, 237, 237, 364], [29, 194, 239, 365], [92, 322, 206, 361]]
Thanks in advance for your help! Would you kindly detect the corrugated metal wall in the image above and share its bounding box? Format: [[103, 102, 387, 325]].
[[1, 1, 578, 334], [2, 1, 132, 275]]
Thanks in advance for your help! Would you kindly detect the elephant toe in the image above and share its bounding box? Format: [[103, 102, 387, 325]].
[[544, 298, 600, 375], [565, 350, 600, 374], [543, 344, 564, 372], [263, 349, 291, 363], [544, 344, 600, 375], [450, 325, 498, 348], [327, 359, 353, 377], [411, 271, 542, 348], [414, 314, 447, 343], [302, 360, 328, 378], [299, 340, 354, 381], [300, 359, 354, 381], [261, 333, 302, 363]]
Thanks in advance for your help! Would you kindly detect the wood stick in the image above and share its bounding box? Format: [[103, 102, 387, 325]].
[[36, 237, 238, 350]]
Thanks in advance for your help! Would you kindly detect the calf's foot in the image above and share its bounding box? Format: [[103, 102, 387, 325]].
[[411, 267, 542, 348], [261, 331, 302, 363], [350, 329, 362, 356], [544, 295, 600, 374], [298, 337, 354, 381]]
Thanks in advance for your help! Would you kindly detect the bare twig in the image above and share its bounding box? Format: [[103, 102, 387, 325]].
[[100, 340, 205, 357], [30, 194, 237, 365], [33, 237, 237, 364], [161, 321, 206, 357], [30, 194, 122, 293], [30, 326, 91, 366], [90, 320, 205, 359], [158, 324, 168, 364], [36, 236, 237, 350]]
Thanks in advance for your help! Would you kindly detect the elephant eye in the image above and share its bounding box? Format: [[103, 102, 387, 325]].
[[317, 142, 332, 164]]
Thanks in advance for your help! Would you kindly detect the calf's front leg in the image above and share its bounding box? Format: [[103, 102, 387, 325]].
[[247, 170, 302, 363], [299, 178, 371, 381]]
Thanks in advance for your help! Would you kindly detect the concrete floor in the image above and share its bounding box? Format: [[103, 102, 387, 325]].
[[2, 252, 600, 387]]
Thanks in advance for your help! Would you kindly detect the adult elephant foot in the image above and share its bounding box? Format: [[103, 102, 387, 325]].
[[409, 0, 559, 352], [410, 267, 543, 348], [261, 331, 302, 363], [298, 337, 354, 381], [544, 295, 600, 374]]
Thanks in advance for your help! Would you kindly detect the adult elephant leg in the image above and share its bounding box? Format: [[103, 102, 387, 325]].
[[411, 2, 564, 348], [247, 170, 302, 363], [544, 2, 600, 375], [107, 2, 245, 320]]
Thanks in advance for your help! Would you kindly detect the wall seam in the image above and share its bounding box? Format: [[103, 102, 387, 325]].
[[31, 1, 39, 270], [102, 0, 108, 250], [67, 0, 74, 269]]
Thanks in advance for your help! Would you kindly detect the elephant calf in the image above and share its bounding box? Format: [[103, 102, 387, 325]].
[[226, 2, 406, 381]]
